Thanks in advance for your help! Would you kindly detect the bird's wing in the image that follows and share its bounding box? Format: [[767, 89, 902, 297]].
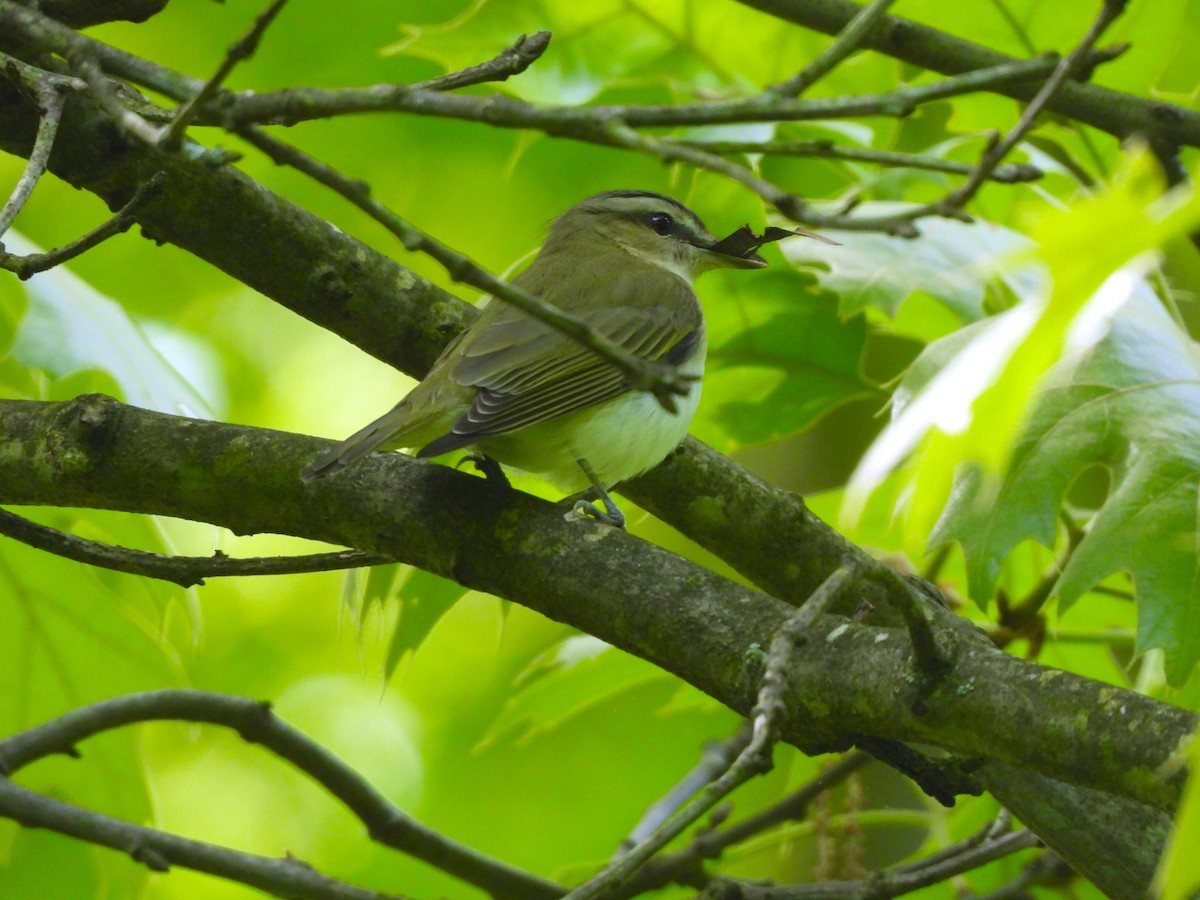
[[417, 276, 702, 458]]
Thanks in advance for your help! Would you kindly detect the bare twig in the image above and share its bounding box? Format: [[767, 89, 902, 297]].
[[667, 138, 1042, 183], [768, 0, 900, 98], [0, 779, 404, 900], [712, 825, 1039, 898], [416, 30, 552, 91], [0, 172, 166, 278], [561, 563, 861, 900], [0, 690, 563, 900], [0, 61, 79, 236], [238, 126, 695, 410], [69, 49, 162, 145], [0, 507, 386, 586], [936, 0, 1130, 214], [158, 0, 291, 147], [615, 722, 753, 858], [221, 50, 1112, 236], [216, 50, 1108, 130], [621, 751, 872, 895], [778, 2, 1130, 239]]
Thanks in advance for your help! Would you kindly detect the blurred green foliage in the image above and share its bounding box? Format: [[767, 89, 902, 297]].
[[2, 0, 1200, 897]]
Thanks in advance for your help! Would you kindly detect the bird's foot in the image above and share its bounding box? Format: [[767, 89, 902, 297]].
[[571, 498, 626, 530], [459, 454, 511, 489]]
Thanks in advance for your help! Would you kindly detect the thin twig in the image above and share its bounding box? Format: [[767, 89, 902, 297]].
[[0, 779, 406, 900], [939, 0, 1130, 214], [158, 0, 291, 147], [561, 563, 861, 900], [667, 138, 1042, 183], [417, 30, 552, 92], [0, 690, 563, 900], [0, 0, 1185, 148], [621, 751, 872, 895], [0, 172, 167, 279], [217, 50, 1112, 130], [0, 66, 75, 237], [615, 722, 753, 858], [713, 827, 1040, 898], [768, 0, 900, 98], [237, 125, 694, 410], [0, 507, 386, 587], [227, 50, 1106, 236], [70, 48, 162, 145]]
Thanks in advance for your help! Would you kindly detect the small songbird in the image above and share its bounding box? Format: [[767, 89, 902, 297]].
[[301, 190, 793, 527]]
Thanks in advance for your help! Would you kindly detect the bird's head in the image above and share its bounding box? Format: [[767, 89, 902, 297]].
[[546, 190, 769, 283]]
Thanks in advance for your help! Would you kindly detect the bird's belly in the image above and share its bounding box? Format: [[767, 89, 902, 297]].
[[479, 358, 704, 493]]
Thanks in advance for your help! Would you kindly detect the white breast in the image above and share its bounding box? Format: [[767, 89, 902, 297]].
[[559, 332, 706, 489]]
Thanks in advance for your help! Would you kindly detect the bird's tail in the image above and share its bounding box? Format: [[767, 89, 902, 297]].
[[300, 405, 415, 482]]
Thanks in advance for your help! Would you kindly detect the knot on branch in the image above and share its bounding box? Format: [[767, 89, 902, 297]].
[[46, 393, 121, 472], [129, 843, 171, 872], [232, 699, 274, 744]]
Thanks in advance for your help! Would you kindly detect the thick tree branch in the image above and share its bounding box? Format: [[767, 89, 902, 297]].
[[736, 0, 1199, 149], [13, 0, 167, 27], [0, 395, 1189, 821]]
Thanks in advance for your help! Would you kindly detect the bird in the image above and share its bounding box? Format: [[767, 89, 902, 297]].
[[301, 190, 802, 527]]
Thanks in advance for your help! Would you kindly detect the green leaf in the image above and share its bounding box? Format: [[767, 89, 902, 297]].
[[383, 568, 469, 681], [478, 636, 678, 749], [697, 271, 874, 453], [935, 290, 1200, 683], [5, 233, 213, 418], [0, 513, 184, 890], [782, 201, 1039, 321], [844, 148, 1200, 556]]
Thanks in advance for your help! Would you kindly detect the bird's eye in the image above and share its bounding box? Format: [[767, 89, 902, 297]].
[[647, 213, 674, 236]]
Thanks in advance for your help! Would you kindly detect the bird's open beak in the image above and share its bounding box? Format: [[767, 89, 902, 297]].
[[701, 245, 769, 269], [703, 223, 840, 269]]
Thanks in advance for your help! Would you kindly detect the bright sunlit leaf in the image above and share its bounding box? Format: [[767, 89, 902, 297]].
[[842, 147, 1200, 523], [782, 200, 1041, 322]]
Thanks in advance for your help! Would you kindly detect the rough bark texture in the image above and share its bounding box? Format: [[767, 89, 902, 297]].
[[0, 397, 1192, 820]]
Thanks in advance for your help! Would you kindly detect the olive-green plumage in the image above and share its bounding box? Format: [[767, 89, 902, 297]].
[[301, 190, 769, 523]]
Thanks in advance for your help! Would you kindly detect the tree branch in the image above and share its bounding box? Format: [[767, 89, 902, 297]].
[[0, 690, 563, 900], [0, 169, 164, 277], [0, 57, 77, 236], [666, 138, 1042, 183], [735, 0, 1197, 148], [714, 826, 1040, 898], [767, 0, 899, 97], [157, 0, 291, 148], [0, 395, 1189, 821], [0, 507, 388, 586], [0, 778, 406, 900]]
